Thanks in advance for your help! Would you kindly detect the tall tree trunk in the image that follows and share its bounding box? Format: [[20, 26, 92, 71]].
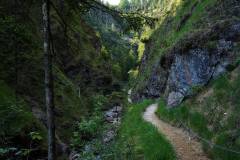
[[42, 0, 56, 160]]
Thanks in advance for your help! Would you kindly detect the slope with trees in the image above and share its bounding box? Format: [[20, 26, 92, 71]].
[[0, 0, 125, 159]]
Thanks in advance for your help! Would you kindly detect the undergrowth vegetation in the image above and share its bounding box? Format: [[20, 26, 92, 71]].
[[0, 81, 47, 159], [1, 1, 131, 158], [115, 100, 176, 160], [69, 92, 127, 159], [2, 0, 240, 159], [70, 95, 106, 150], [157, 68, 240, 160]]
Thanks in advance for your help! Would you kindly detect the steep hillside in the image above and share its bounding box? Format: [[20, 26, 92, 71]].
[[0, 0, 119, 159], [84, 8, 138, 82], [157, 66, 240, 160], [128, 0, 240, 159], [131, 0, 240, 107], [1, 0, 240, 159]]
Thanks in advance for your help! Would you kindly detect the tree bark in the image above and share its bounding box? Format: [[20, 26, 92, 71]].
[[42, 0, 56, 160]]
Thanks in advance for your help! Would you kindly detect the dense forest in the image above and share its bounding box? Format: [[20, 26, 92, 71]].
[[1, 0, 240, 160]]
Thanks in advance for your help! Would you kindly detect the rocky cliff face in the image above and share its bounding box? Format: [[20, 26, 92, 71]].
[[132, 20, 240, 107]]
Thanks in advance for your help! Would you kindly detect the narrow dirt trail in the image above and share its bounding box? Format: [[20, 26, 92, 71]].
[[143, 104, 209, 160]]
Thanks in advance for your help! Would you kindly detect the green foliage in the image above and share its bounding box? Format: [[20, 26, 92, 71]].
[[70, 107, 103, 150], [0, 147, 17, 157], [101, 46, 111, 60], [0, 81, 46, 159], [119, 0, 130, 10], [212, 131, 240, 160], [190, 85, 204, 95], [137, 41, 145, 61], [134, 0, 219, 93], [130, 0, 163, 10], [112, 64, 123, 79], [107, 91, 126, 106], [0, 146, 36, 160], [0, 15, 41, 87], [75, 137, 117, 160], [91, 94, 109, 110], [0, 81, 34, 136], [1, 0, 148, 159], [79, 117, 102, 138], [100, 31, 136, 81], [157, 100, 190, 123], [115, 100, 176, 160], [128, 69, 139, 86], [84, 8, 140, 81], [1, 2, 125, 159], [212, 74, 232, 103], [157, 70, 240, 160], [157, 100, 215, 155], [15, 149, 31, 157], [29, 132, 43, 141]]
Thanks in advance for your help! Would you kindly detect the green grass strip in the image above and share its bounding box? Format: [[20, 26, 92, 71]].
[[115, 100, 176, 160]]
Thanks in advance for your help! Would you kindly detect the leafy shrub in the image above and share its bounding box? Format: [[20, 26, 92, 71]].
[[78, 116, 102, 140], [91, 94, 108, 110], [0, 81, 34, 136], [112, 64, 122, 79], [0, 147, 17, 158], [70, 113, 103, 150], [190, 85, 204, 95]]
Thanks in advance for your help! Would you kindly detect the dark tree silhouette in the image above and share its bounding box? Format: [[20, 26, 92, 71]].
[[42, 0, 56, 159]]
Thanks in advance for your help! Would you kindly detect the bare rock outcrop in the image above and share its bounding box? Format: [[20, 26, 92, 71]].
[[132, 21, 240, 107]]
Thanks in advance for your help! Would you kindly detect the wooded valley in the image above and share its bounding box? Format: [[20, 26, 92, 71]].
[[1, 0, 240, 160]]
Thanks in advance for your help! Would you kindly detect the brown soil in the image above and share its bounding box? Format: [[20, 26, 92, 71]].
[[143, 104, 209, 160]]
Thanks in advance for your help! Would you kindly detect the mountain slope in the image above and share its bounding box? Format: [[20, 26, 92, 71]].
[[131, 0, 240, 106], [128, 0, 240, 159], [0, 0, 117, 159], [157, 66, 240, 160]]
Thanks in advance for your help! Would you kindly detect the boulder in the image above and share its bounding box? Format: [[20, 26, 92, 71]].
[[104, 106, 122, 123], [167, 92, 185, 107]]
